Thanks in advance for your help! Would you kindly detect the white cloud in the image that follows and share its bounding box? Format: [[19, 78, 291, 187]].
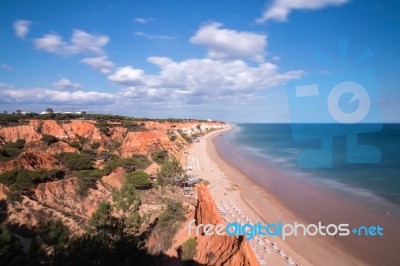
[[108, 57, 304, 102], [134, 31, 174, 40], [0, 88, 115, 104], [108, 66, 146, 86], [0, 64, 14, 71], [34, 29, 109, 56], [81, 56, 115, 74], [134, 18, 155, 24], [190, 22, 267, 62], [13, 20, 31, 38], [256, 0, 348, 23], [53, 78, 82, 89], [0, 83, 12, 89]]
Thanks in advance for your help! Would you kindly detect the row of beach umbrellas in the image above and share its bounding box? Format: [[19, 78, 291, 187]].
[[216, 200, 297, 265]]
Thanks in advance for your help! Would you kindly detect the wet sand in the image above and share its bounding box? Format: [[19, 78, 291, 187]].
[[189, 125, 400, 265], [189, 126, 367, 265], [203, 125, 400, 265]]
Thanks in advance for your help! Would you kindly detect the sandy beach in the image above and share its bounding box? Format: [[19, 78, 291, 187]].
[[188, 125, 367, 266]]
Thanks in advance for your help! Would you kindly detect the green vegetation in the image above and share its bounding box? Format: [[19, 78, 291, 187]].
[[0, 169, 64, 201], [58, 152, 93, 171], [96, 120, 110, 136], [67, 199, 145, 265], [67, 141, 82, 150], [0, 139, 25, 162], [155, 199, 185, 249], [36, 121, 43, 133], [0, 112, 218, 127], [108, 140, 122, 151], [125, 171, 152, 188], [112, 181, 142, 232], [104, 155, 151, 174], [178, 130, 192, 143], [0, 224, 23, 265], [90, 141, 101, 150], [76, 169, 105, 196], [29, 238, 48, 265], [157, 156, 184, 186], [152, 149, 169, 164], [123, 121, 148, 132], [181, 238, 197, 261], [80, 149, 97, 161], [41, 134, 59, 145], [97, 150, 118, 161], [78, 136, 89, 145], [41, 219, 69, 250], [86, 201, 118, 240], [0, 113, 217, 264]]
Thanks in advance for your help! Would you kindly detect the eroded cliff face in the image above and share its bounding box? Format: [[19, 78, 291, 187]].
[[194, 184, 259, 266], [0, 119, 253, 265], [0, 167, 126, 235], [0, 119, 226, 173]]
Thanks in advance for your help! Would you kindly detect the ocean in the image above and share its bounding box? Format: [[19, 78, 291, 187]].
[[221, 123, 400, 216]]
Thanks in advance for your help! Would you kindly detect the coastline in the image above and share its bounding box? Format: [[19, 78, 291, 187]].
[[188, 125, 364, 266], [211, 124, 400, 265]]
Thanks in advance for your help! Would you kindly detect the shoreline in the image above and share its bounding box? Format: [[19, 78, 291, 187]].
[[188, 125, 364, 266], [211, 124, 400, 265]]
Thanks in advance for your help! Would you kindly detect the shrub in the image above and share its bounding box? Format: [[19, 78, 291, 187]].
[[41, 219, 69, 250], [10, 139, 25, 149], [104, 156, 151, 175], [178, 130, 192, 143], [0, 139, 25, 162], [90, 142, 101, 150], [81, 149, 97, 161], [157, 199, 184, 229], [58, 152, 93, 170], [78, 136, 89, 145], [76, 169, 104, 196], [36, 121, 43, 133], [108, 140, 121, 151], [68, 141, 82, 151], [0, 224, 23, 265], [126, 171, 151, 188], [157, 156, 183, 186], [181, 238, 197, 261], [152, 150, 168, 164], [155, 199, 185, 250], [123, 121, 148, 132], [131, 154, 151, 169], [96, 120, 110, 136], [97, 151, 118, 161], [0, 169, 64, 201], [41, 134, 59, 146]]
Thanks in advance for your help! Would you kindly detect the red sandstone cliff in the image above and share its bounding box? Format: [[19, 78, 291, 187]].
[[0, 167, 127, 235], [194, 184, 259, 265], [0, 119, 226, 173]]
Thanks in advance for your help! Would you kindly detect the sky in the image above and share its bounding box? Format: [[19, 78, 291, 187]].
[[0, 0, 399, 122]]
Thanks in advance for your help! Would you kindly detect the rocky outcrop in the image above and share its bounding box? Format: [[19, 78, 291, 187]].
[[0, 172, 126, 235], [194, 184, 259, 266], [101, 167, 126, 189], [0, 120, 226, 173]]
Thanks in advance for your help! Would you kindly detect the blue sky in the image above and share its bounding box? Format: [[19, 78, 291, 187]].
[[0, 0, 399, 122]]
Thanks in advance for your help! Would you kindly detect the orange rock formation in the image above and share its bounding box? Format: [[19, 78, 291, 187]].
[[0, 119, 226, 173], [194, 184, 259, 266]]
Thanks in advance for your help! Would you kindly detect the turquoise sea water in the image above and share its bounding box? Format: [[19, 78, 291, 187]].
[[225, 123, 400, 209]]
